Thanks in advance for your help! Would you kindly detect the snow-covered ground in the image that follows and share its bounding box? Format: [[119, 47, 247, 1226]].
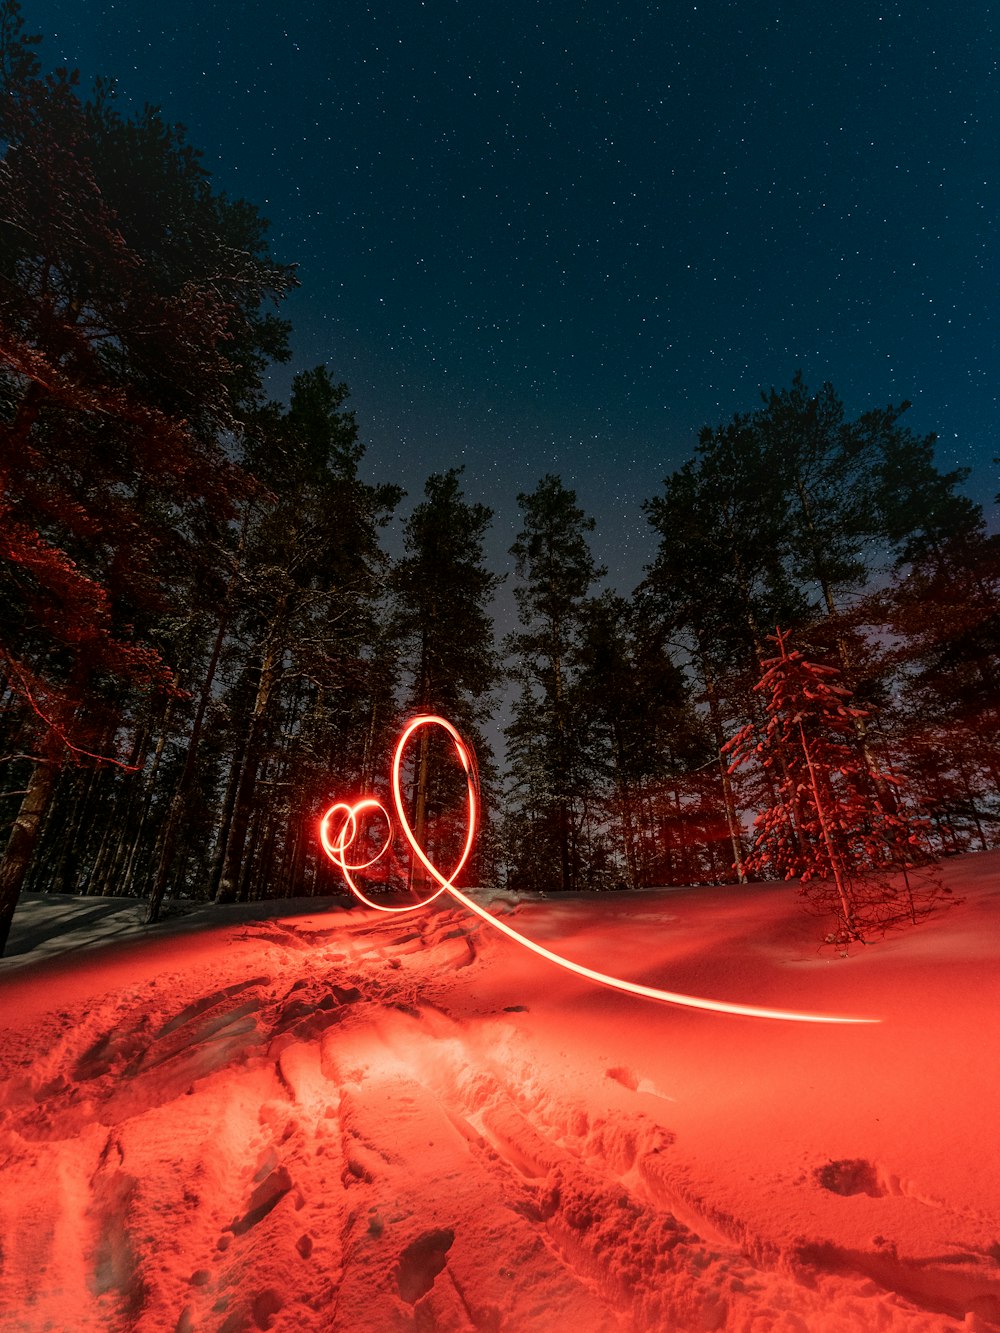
[[1, 853, 999, 1332]]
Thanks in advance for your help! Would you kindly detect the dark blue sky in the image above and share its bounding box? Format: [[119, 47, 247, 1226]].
[[40, 0, 998, 593]]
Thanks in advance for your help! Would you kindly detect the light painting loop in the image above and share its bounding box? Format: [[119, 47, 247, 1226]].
[[319, 715, 879, 1025], [319, 800, 391, 872], [391, 714, 478, 898]]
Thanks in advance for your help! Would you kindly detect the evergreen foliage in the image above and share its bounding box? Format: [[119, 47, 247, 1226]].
[[389, 468, 502, 728], [210, 368, 400, 909], [0, 1, 293, 947], [505, 476, 605, 892], [725, 628, 946, 943], [575, 593, 717, 888], [389, 468, 503, 886]]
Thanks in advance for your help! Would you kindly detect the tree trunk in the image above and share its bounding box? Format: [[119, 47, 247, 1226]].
[[147, 603, 231, 923], [610, 723, 638, 890], [207, 740, 244, 901], [113, 693, 175, 900], [216, 632, 281, 904], [0, 760, 57, 955], [88, 722, 151, 894], [700, 651, 746, 882], [796, 719, 857, 937]]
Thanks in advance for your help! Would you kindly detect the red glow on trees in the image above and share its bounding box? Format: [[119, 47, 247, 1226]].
[[725, 628, 946, 944]]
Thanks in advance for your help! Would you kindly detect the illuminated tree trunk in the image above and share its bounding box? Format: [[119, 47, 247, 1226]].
[[0, 758, 56, 955], [795, 717, 856, 935]]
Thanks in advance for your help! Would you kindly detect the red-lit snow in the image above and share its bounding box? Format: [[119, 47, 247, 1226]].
[[1, 853, 999, 1332]]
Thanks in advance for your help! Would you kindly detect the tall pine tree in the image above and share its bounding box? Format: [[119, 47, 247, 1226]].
[[575, 592, 713, 888], [211, 368, 400, 907], [0, 3, 294, 949], [389, 468, 503, 887], [505, 476, 604, 892]]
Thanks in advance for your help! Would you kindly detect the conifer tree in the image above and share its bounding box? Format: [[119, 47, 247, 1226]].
[[642, 427, 809, 876], [575, 592, 711, 888], [212, 369, 400, 907], [753, 375, 988, 814], [645, 374, 990, 857], [506, 476, 604, 892], [725, 627, 945, 943], [389, 468, 502, 726], [0, 2, 294, 949], [869, 525, 1000, 851], [389, 468, 503, 886]]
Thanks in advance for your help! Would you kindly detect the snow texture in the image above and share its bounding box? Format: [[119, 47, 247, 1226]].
[[1, 853, 999, 1332]]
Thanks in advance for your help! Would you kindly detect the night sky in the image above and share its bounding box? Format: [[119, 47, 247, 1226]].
[[38, 0, 998, 596]]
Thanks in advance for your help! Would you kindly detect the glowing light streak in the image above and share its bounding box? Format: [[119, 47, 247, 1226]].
[[320, 715, 879, 1025], [319, 799, 414, 913]]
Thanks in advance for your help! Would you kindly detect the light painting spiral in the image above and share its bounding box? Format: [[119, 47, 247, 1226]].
[[319, 715, 878, 1025]]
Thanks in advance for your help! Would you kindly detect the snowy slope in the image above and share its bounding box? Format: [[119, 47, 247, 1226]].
[[1, 853, 998, 1332]]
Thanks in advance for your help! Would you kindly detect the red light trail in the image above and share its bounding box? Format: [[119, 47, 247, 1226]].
[[320, 716, 878, 1025]]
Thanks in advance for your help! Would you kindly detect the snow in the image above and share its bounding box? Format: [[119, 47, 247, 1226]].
[[1, 854, 999, 1332]]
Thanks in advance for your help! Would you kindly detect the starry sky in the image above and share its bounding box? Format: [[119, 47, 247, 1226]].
[[38, 0, 998, 597]]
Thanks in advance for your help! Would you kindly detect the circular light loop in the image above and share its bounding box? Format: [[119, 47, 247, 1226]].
[[318, 715, 878, 1025]]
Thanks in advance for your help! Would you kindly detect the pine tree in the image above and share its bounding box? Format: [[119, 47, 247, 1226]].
[[0, 3, 294, 948], [753, 375, 985, 814], [642, 429, 809, 877], [869, 525, 1000, 851], [725, 627, 945, 944], [212, 369, 400, 907], [644, 374, 989, 862], [506, 475, 605, 892], [575, 592, 712, 888], [388, 468, 503, 887]]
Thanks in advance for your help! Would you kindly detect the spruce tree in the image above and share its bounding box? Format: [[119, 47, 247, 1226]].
[[725, 627, 945, 944]]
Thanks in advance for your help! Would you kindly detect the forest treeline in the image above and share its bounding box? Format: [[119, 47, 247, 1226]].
[[1, 3, 997, 952]]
